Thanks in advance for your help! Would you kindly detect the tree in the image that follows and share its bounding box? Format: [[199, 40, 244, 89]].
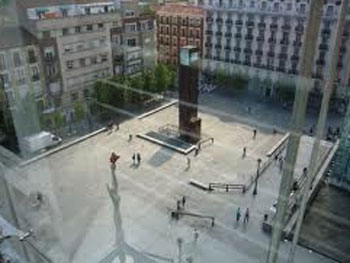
[[154, 64, 170, 93], [74, 102, 85, 123], [52, 112, 64, 133]]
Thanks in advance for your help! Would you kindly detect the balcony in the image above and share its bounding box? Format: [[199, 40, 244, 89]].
[[293, 41, 302, 47], [258, 23, 266, 29], [267, 51, 275, 57], [244, 48, 253, 54], [224, 46, 231, 51], [255, 50, 263, 56], [256, 36, 265, 42], [268, 38, 276, 44], [322, 28, 331, 35], [225, 32, 232, 38], [215, 44, 222, 49], [235, 20, 243, 26], [216, 31, 223, 37], [205, 43, 213, 48], [270, 24, 278, 30], [28, 56, 37, 64], [245, 35, 254, 40], [226, 19, 233, 25], [32, 74, 40, 82], [316, 59, 325, 65], [319, 43, 328, 50], [216, 18, 223, 24], [246, 21, 255, 28], [280, 39, 289, 45], [207, 17, 213, 23], [295, 25, 304, 32], [235, 33, 242, 39], [291, 55, 299, 61], [279, 53, 288, 60], [282, 25, 291, 31], [233, 47, 241, 52]]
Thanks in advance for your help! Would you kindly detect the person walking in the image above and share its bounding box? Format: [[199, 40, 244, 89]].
[[129, 134, 133, 142], [187, 157, 191, 169], [177, 200, 181, 211], [242, 147, 247, 159], [279, 156, 284, 171], [132, 153, 136, 165], [253, 129, 257, 139], [244, 208, 250, 224], [182, 196, 186, 208], [137, 153, 141, 165], [236, 207, 241, 224], [193, 229, 199, 242]]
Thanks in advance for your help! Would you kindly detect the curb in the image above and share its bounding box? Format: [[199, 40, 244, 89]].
[[20, 127, 107, 167], [137, 100, 178, 120]]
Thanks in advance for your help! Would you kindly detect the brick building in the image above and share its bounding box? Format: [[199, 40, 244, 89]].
[[156, 3, 205, 65]]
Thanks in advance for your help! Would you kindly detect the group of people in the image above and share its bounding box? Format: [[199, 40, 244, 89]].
[[177, 196, 187, 211], [236, 207, 250, 225]]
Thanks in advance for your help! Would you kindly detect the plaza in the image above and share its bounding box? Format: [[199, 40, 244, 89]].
[[3, 93, 337, 263]]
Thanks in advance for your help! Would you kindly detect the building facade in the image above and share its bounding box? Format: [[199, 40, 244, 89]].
[[111, 0, 157, 76], [157, 3, 205, 66], [201, 0, 350, 107], [0, 26, 44, 111], [16, 0, 120, 117]]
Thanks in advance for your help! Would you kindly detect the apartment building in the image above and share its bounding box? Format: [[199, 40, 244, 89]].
[[201, 0, 350, 107], [16, 0, 120, 117], [157, 3, 205, 65], [111, 0, 156, 76], [0, 26, 44, 110]]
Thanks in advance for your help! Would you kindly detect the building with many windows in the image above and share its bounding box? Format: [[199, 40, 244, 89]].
[[111, 0, 156, 76], [16, 0, 119, 117], [0, 26, 44, 111], [201, 0, 350, 109], [157, 3, 205, 66]]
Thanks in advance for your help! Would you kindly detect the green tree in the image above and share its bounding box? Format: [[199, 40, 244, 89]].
[[154, 64, 170, 93], [74, 102, 85, 123], [53, 112, 64, 132]]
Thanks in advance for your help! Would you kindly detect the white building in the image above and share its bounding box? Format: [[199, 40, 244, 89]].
[[201, 0, 350, 109]]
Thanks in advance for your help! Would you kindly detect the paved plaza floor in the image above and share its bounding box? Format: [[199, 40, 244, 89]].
[[4, 94, 336, 263]]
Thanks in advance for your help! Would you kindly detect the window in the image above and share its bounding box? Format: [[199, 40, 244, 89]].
[[101, 54, 108, 62], [27, 49, 36, 64], [64, 45, 72, 53], [300, 3, 306, 13], [125, 10, 135, 17], [261, 1, 267, 10], [43, 31, 51, 38], [0, 53, 7, 70], [75, 26, 81, 33], [99, 39, 106, 46], [127, 38, 136, 47], [86, 25, 93, 32], [71, 92, 78, 102], [85, 7, 91, 15], [274, 3, 279, 11], [80, 58, 86, 67], [66, 60, 74, 69], [13, 52, 22, 67], [61, 8, 68, 17], [15, 69, 26, 85], [62, 28, 69, 36], [31, 66, 40, 81], [98, 23, 104, 29], [287, 3, 293, 11], [91, 56, 98, 64]]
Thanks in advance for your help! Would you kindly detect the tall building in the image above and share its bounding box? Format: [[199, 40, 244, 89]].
[[201, 0, 350, 108], [16, 0, 120, 118], [156, 3, 205, 65], [111, 0, 157, 76]]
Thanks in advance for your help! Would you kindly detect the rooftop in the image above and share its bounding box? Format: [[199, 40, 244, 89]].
[[16, 0, 112, 9], [157, 3, 205, 16]]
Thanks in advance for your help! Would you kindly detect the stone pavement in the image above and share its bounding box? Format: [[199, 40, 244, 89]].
[[2, 93, 337, 263]]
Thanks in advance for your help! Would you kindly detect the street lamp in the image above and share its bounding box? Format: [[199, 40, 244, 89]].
[[253, 158, 262, 196]]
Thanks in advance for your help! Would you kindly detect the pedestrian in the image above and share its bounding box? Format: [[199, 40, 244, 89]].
[[242, 147, 247, 159], [132, 153, 136, 165], [195, 146, 199, 156], [244, 208, 250, 224], [129, 134, 133, 142], [137, 153, 141, 165], [193, 228, 199, 242], [177, 200, 181, 211], [182, 196, 186, 208], [253, 129, 257, 139], [187, 157, 191, 169], [236, 207, 241, 223], [115, 121, 119, 131], [279, 156, 284, 171]]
